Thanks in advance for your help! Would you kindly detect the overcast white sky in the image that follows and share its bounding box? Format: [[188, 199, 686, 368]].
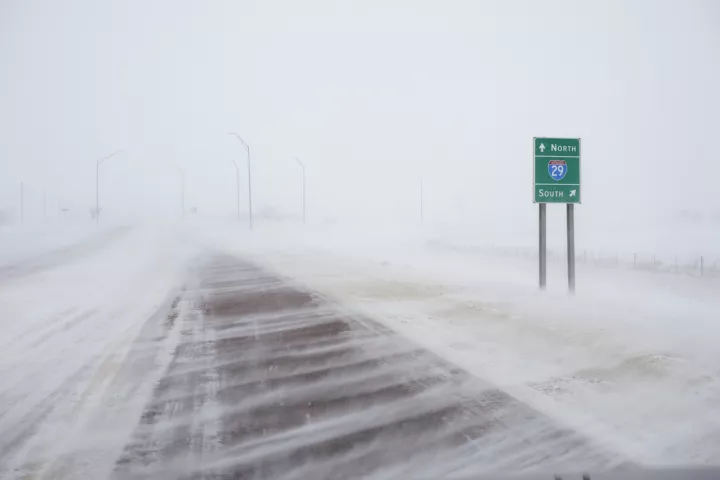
[[1, 0, 719, 229]]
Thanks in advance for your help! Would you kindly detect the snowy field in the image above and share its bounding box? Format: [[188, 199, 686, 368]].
[[1, 221, 720, 478]]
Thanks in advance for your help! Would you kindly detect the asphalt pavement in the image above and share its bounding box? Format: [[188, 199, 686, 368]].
[[112, 254, 625, 479]]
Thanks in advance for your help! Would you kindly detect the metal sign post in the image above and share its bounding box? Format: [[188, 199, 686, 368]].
[[567, 204, 575, 292], [539, 203, 547, 289], [533, 137, 581, 293]]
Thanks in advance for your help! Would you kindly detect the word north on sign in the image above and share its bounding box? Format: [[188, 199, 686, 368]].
[[533, 137, 581, 204]]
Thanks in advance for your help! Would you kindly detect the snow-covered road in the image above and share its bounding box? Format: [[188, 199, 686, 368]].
[[0, 227, 194, 479], [2, 223, 719, 478], [113, 254, 624, 479]]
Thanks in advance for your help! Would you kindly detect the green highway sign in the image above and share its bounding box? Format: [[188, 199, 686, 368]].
[[533, 137, 581, 203]]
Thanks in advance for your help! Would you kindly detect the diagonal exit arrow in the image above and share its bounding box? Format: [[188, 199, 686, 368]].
[[539, 143, 546, 152]]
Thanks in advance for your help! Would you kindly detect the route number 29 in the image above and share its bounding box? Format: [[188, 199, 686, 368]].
[[548, 160, 567, 181]]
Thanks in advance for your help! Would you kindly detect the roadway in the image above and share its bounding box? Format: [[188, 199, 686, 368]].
[[111, 254, 624, 479], [0, 232, 630, 479]]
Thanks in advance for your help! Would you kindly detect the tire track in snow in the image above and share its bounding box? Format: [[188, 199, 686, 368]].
[[18, 290, 187, 480], [0, 309, 98, 422], [0, 362, 96, 465]]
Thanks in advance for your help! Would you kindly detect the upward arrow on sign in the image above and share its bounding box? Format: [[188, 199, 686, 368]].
[[539, 143, 546, 152]]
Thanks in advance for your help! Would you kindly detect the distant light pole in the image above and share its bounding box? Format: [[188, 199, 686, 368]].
[[176, 167, 186, 217], [293, 157, 306, 225], [228, 133, 252, 230], [95, 150, 123, 223]]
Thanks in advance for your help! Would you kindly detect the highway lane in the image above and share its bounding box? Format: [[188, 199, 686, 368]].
[[113, 254, 627, 479], [0, 228, 191, 480]]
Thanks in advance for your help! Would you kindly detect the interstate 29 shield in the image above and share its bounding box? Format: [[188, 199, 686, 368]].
[[548, 160, 567, 181]]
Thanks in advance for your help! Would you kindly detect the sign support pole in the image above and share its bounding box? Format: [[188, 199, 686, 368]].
[[539, 203, 547, 289], [567, 203, 576, 293]]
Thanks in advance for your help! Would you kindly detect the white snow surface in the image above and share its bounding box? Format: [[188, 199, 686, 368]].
[[0, 226, 196, 478], [197, 222, 720, 466], [2, 220, 719, 477], [0, 222, 120, 269]]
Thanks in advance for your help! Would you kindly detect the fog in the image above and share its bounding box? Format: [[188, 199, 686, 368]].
[[4, 2, 720, 476], [2, 0, 719, 236]]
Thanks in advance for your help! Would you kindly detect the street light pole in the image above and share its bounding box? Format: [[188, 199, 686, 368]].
[[228, 133, 252, 230], [95, 150, 123, 223], [293, 157, 306, 225]]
